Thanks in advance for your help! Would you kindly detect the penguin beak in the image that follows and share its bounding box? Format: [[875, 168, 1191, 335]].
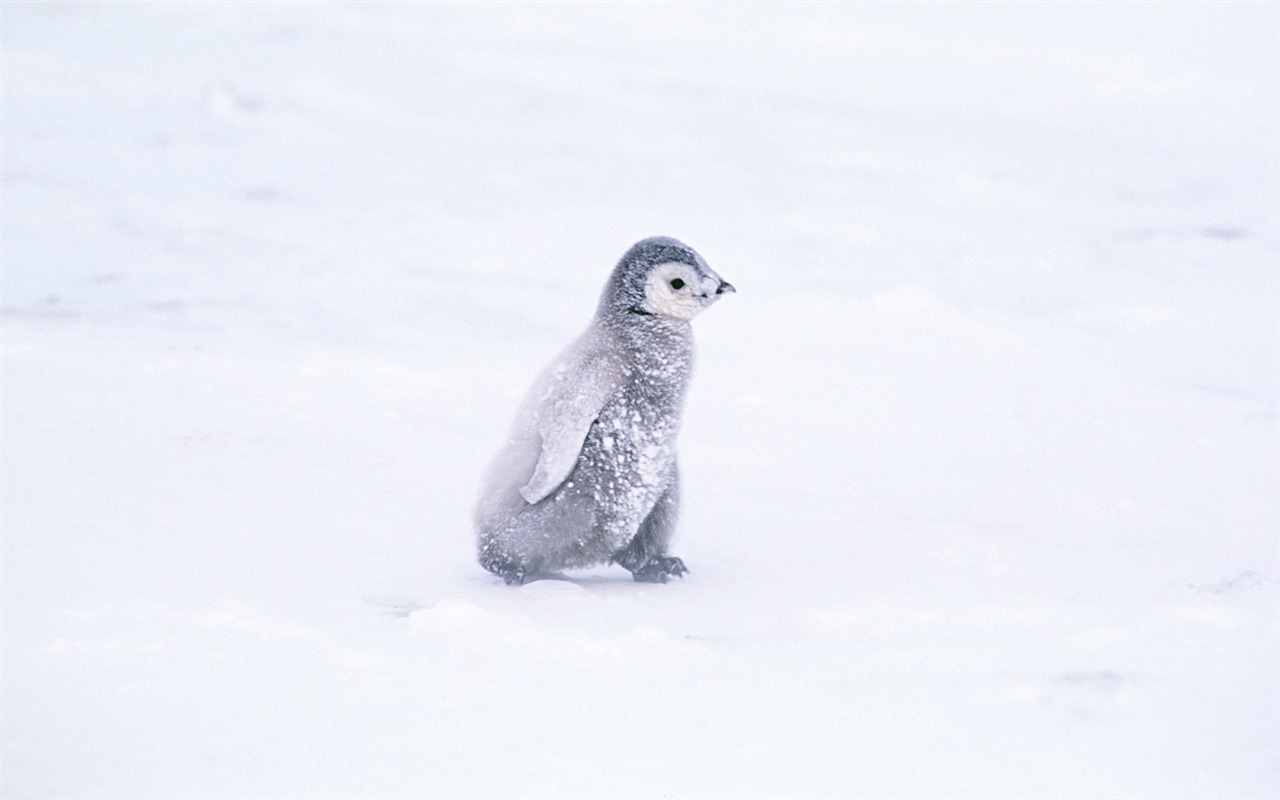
[[716, 280, 736, 295]]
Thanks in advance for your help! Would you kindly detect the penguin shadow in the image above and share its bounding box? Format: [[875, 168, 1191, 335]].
[[494, 565, 687, 594], [361, 567, 688, 617]]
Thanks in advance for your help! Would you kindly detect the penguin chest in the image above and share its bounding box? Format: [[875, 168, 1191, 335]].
[[578, 385, 681, 534]]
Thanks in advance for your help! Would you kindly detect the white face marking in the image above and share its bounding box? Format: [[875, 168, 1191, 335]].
[[641, 262, 706, 320]]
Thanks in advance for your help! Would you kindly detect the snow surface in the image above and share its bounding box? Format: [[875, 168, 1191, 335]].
[[3, 3, 1278, 798]]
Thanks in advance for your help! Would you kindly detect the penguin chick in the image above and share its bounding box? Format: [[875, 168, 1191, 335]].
[[475, 236, 734, 585]]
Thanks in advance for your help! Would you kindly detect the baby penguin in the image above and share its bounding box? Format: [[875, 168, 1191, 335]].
[[475, 237, 734, 585]]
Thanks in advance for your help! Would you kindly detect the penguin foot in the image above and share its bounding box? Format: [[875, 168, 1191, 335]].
[[498, 565, 527, 586], [480, 553, 528, 586], [629, 556, 688, 583]]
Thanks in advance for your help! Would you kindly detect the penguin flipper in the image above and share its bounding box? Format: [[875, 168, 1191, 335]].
[[518, 352, 621, 505]]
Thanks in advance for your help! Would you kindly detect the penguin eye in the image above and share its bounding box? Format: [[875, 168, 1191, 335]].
[[669, 278, 685, 290]]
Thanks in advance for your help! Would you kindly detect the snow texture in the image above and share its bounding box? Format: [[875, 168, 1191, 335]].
[[2, 3, 1278, 798]]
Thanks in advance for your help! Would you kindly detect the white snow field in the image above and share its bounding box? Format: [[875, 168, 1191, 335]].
[[3, 3, 1277, 798]]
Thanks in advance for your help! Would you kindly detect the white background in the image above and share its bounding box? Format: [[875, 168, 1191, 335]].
[[3, 3, 1277, 797]]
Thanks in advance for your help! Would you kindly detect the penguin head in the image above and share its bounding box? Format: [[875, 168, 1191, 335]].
[[600, 236, 735, 322]]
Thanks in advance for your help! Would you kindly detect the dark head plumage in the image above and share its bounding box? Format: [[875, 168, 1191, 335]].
[[597, 236, 732, 320]]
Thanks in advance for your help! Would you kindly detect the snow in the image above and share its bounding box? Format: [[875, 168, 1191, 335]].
[[2, 3, 1277, 798]]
